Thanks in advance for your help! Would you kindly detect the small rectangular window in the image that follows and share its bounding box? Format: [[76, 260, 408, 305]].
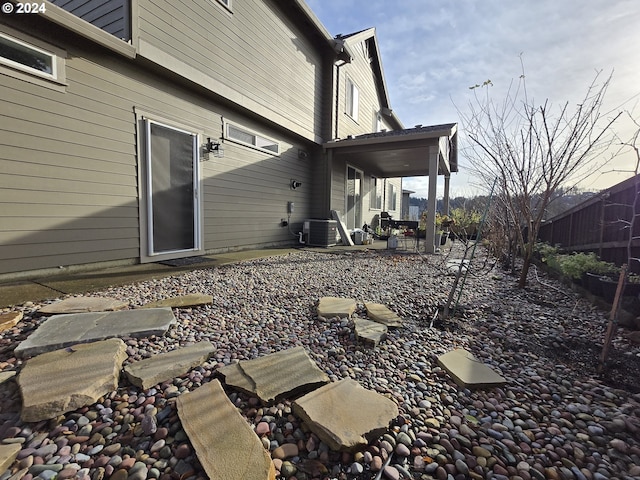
[[346, 78, 359, 121], [227, 123, 279, 154], [0, 32, 55, 79]]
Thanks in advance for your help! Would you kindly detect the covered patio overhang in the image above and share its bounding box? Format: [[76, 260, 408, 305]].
[[323, 123, 458, 253]]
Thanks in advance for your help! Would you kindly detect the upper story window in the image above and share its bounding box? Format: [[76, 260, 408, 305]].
[[226, 123, 279, 154], [346, 77, 359, 122], [0, 32, 55, 79], [215, 0, 232, 11]]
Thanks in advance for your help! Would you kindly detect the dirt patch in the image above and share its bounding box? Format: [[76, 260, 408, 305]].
[[544, 334, 640, 393]]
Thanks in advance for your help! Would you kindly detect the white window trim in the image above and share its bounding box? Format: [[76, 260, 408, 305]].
[[224, 122, 280, 155], [0, 27, 66, 90], [0, 31, 56, 80], [134, 107, 206, 264], [213, 0, 232, 13], [345, 77, 359, 122]]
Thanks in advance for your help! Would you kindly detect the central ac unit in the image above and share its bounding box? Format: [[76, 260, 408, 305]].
[[303, 219, 337, 247]]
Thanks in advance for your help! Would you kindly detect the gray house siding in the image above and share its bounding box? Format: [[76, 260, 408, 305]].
[[0, 15, 319, 276], [328, 32, 402, 227], [50, 0, 131, 41], [137, 0, 327, 143]]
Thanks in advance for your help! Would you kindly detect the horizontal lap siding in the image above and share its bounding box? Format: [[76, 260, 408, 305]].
[[1, 4, 325, 275], [0, 53, 139, 273], [201, 133, 314, 250], [50, 0, 130, 41], [138, 0, 323, 140]]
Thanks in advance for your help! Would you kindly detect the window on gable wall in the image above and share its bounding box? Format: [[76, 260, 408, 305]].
[[216, 0, 232, 8], [370, 177, 383, 209], [346, 78, 359, 122]]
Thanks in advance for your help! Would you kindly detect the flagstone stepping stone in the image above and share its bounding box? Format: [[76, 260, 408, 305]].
[[218, 362, 256, 393], [0, 371, 16, 385], [17, 338, 127, 422], [177, 379, 276, 480], [38, 297, 128, 314], [140, 294, 213, 309], [354, 318, 388, 346], [437, 348, 506, 389], [14, 308, 176, 358], [293, 379, 399, 451], [0, 311, 22, 333], [219, 346, 329, 404], [0, 443, 21, 473], [124, 341, 215, 389], [317, 297, 356, 319], [364, 302, 403, 327]]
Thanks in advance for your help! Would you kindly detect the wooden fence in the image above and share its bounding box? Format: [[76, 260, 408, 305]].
[[537, 174, 640, 272]]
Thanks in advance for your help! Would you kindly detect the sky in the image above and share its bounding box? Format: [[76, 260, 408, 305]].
[[306, 0, 640, 199]]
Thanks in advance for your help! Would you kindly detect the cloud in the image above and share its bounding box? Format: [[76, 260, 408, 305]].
[[309, 0, 640, 192]]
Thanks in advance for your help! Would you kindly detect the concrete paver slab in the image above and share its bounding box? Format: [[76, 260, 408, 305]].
[[140, 294, 213, 309], [217, 362, 256, 395], [0, 371, 16, 385], [0, 311, 23, 333], [220, 347, 329, 404], [317, 297, 356, 319], [177, 379, 276, 480], [38, 297, 128, 314], [364, 302, 403, 328], [437, 348, 506, 389], [124, 341, 215, 389], [293, 379, 399, 451], [17, 338, 127, 422], [354, 318, 388, 346], [14, 308, 176, 358], [0, 443, 21, 474]]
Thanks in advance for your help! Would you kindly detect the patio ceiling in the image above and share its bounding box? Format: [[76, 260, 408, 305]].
[[324, 123, 458, 178]]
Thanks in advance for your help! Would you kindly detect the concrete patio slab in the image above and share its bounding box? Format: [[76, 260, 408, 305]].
[[38, 297, 128, 314], [220, 347, 329, 404], [364, 302, 403, 327], [17, 338, 127, 422], [317, 297, 356, 319], [437, 348, 506, 389], [0, 311, 22, 333], [354, 318, 388, 346], [177, 379, 276, 480], [14, 308, 176, 358], [0, 443, 21, 474], [293, 379, 399, 451], [124, 341, 215, 389], [140, 294, 213, 309]]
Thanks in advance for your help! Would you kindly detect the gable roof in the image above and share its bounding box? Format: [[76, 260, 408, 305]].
[[337, 28, 403, 130]]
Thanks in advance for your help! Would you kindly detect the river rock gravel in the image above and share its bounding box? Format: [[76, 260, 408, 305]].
[[1, 245, 639, 480]]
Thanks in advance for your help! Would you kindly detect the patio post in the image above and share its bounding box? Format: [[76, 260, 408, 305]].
[[425, 146, 438, 253], [324, 149, 333, 215], [443, 175, 450, 216]]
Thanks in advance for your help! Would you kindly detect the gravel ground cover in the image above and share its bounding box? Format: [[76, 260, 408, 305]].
[[1, 244, 639, 480]]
